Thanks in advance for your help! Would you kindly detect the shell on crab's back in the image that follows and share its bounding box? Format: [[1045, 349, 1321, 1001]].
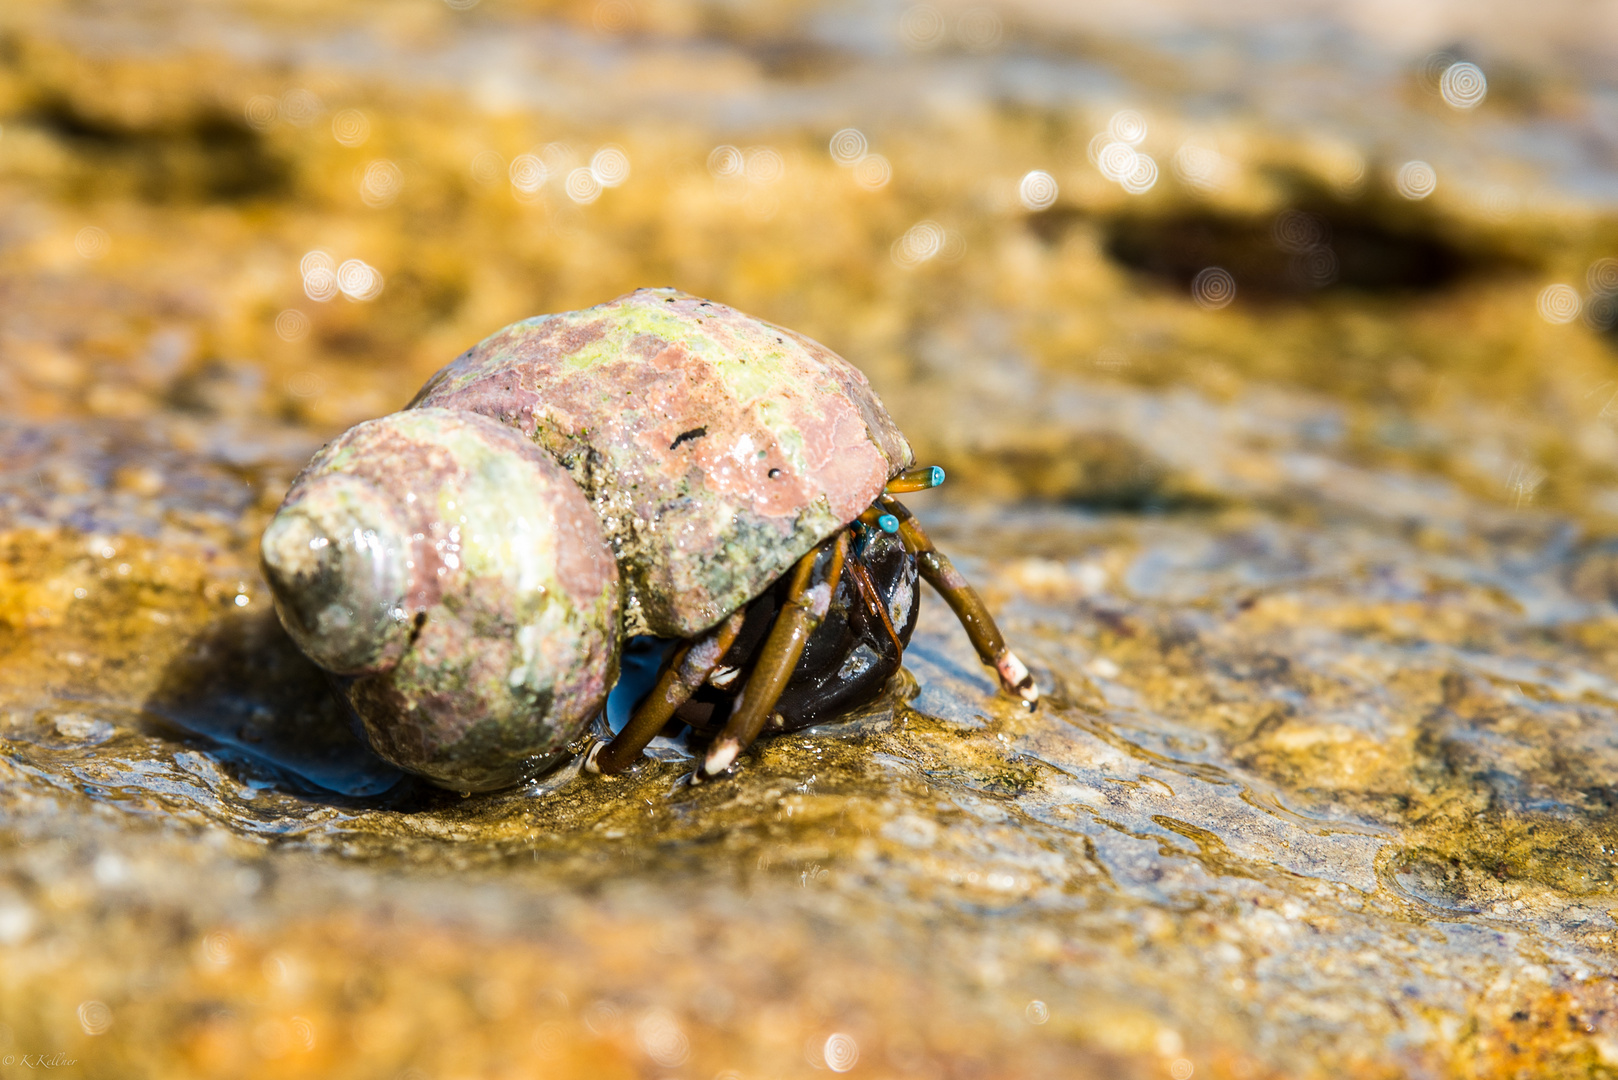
[[410, 288, 913, 638]]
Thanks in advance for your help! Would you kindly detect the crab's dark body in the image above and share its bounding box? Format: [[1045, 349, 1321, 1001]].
[[675, 530, 919, 735]]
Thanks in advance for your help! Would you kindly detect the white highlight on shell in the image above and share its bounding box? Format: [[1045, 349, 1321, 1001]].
[[509, 153, 548, 194], [358, 159, 403, 207], [853, 152, 891, 190], [274, 309, 310, 342], [1439, 61, 1487, 110], [301, 250, 338, 302], [829, 127, 868, 166], [337, 259, 384, 302], [1018, 169, 1058, 211], [75, 226, 110, 260], [331, 108, 371, 147], [566, 166, 602, 204], [1395, 160, 1437, 200], [823, 1032, 860, 1072], [1537, 283, 1582, 324], [591, 145, 631, 187], [1108, 109, 1148, 146], [1192, 266, 1237, 310]]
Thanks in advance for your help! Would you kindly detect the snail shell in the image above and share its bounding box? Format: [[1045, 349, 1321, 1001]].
[[261, 408, 620, 791]]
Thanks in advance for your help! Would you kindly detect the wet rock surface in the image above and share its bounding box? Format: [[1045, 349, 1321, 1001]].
[[4, 2, 1618, 1077]]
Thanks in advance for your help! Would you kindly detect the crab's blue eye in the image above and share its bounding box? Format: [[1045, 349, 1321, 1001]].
[[877, 513, 899, 534]]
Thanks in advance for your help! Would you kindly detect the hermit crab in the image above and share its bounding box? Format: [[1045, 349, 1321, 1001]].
[[261, 288, 1037, 793]]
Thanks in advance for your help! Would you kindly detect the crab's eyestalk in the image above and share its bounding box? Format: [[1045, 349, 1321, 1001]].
[[261, 475, 411, 676], [261, 409, 621, 792]]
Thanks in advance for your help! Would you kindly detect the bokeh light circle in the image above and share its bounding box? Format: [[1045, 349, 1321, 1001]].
[[1026, 1000, 1050, 1024], [829, 128, 868, 166], [1289, 247, 1339, 289], [1096, 141, 1139, 182], [243, 95, 278, 131], [509, 154, 547, 193], [77, 1000, 112, 1036], [331, 108, 371, 147], [470, 150, 504, 185], [1395, 160, 1437, 200], [707, 145, 744, 178], [1585, 294, 1618, 331], [892, 220, 946, 267], [1273, 210, 1328, 253], [74, 226, 110, 260], [900, 4, 947, 49], [1588, 257, 1618, 296], [338, 259, 384, 302], [1439, 62, 1487, 110], [853, 153, 892, 190], [274, 309, 310, 342], [591, 145, 631, 187], [744, 147, 784, 185], [279, 89, 324, 127], [1108, 109, 1148, 146], [823, 1033, 859, 1072], [1121, 154, 1158, 194], [956, 7, 1003, 51], [359, 160, 403, 207], [566, 166, 603, 204], [1018, 169, 1058, 211], [1192, 266, 1237, 310], [1537, 283, 1581, 324], [592, 0, 635, 33]]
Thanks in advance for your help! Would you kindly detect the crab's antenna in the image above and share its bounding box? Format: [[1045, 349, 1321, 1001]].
[[884, 465, 946, 494], [881, 496, 1039, 707]]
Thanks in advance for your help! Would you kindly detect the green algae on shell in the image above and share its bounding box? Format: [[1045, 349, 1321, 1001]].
[[409, 287, 914, 639], [261, 408, 620, 791]]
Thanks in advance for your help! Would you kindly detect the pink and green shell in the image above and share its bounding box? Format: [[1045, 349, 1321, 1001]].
[[409, 288, 913, 638], [260, 409, 620, 792]]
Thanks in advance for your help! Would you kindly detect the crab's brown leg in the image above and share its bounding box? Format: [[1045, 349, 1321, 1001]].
[[845, 553, 904, 658], [881, 496, 1039, 706], [588, 610, 747, 776], [702, 531, 850, 776]]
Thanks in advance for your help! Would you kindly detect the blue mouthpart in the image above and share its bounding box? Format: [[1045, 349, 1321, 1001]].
[[876, 513, 900, 534]]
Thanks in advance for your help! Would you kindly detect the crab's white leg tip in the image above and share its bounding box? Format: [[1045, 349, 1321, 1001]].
[[582, 742, 603, 775], [996, 650, 1038, 702], [703, 738, 740, 776]]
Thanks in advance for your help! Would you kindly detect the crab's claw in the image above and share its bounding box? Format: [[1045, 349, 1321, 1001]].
[[261, 408, 621, 792]]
